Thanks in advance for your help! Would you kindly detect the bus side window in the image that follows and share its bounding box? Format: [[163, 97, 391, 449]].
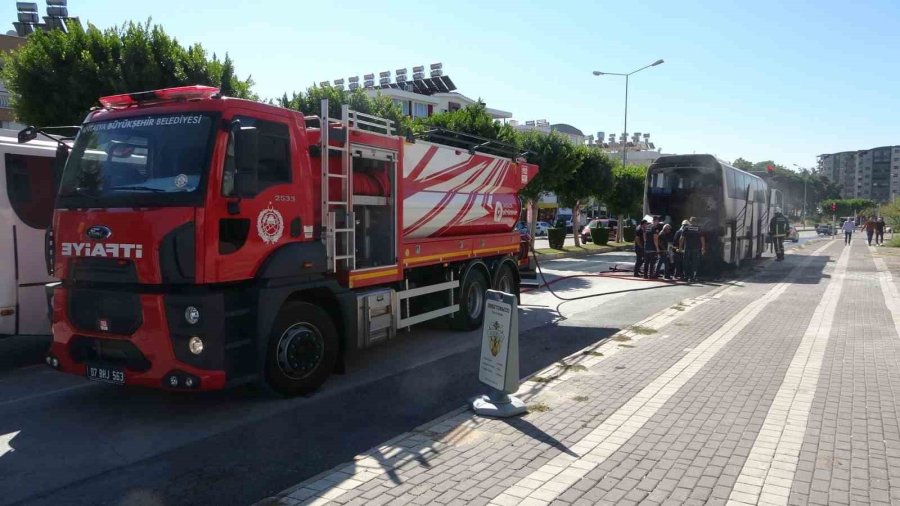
[[5, 153, 55, 230], [725, 168, 736, 198]]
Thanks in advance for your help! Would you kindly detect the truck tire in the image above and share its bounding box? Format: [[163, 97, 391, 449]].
[[264, 302, 339, 396], [493, 264, 517, 294], [452, 269, 489, 331]]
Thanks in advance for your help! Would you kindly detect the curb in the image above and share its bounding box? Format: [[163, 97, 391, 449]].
[[534, 244, 633, 262]]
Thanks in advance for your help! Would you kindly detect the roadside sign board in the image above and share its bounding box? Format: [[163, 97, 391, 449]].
[[478, 290, 519, 394]]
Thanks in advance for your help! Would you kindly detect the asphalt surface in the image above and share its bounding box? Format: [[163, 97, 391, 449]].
[[0, 234, 820, 506]]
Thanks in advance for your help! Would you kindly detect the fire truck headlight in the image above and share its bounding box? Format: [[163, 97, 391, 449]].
[[184, 306, 200, 325], [168, 375, 179, 387], [188, 336, 204, 355], [184, 377, 195, 388]]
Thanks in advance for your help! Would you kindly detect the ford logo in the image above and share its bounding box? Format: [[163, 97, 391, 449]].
[[86, 225, 112, 240]]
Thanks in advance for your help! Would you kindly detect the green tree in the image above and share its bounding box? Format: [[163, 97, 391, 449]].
[[555, 147, 615, 246], [603, 163, 648, 242], [819, 198, 877, 217], [280, 85, 409, 134], [732, 157, 753, 171], [2, 20, 256, 126]]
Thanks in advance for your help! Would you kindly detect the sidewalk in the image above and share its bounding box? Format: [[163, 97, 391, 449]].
[[260, 237, 900, 506]]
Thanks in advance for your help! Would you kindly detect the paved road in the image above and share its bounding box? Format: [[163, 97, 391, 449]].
[[264, 234, 898, 506], [0, 242, 816, 506]]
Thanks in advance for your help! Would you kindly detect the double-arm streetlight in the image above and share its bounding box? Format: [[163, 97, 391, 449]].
[[593, 59, 664, 169]]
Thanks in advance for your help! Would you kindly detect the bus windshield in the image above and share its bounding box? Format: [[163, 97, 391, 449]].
[[57, 113, 216, 208], [646, 166, 722, 227]]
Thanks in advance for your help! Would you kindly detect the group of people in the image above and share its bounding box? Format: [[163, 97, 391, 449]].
[[843, 216, 886, 246], [633, 216, 706, 282]]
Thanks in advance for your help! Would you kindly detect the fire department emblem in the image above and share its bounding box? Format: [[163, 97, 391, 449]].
[[494, 202, 504, 223], [257, 203, 284, 245]]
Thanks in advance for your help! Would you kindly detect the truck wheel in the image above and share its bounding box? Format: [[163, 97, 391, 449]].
[[493, 264, 517, 294], [265, 302, 339, 396], [452, 269, 489, 331]]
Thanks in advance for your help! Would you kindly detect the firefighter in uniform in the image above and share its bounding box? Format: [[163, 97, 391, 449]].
[[769, 207, 789, 261], [679, 217, 705, 283]]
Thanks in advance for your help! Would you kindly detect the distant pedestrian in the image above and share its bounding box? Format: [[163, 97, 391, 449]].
[[643, 216, 660, 279], [842, 217, 855, 245], [672, 220, 688, 280], [865, 216, 876, 246], [876, 217, 886, 246], [656, 224, 674, 279], [769, 208, 789, 261], [633, 220, 646, 277], [680, 217, 705, 283]]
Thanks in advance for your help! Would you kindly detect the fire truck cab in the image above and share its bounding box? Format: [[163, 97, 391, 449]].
[[46, 86, 535, 395]]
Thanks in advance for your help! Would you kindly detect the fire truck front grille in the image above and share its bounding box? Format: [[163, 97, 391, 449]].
[[68, 336, 151, 372], [68, 289, 143, 335]]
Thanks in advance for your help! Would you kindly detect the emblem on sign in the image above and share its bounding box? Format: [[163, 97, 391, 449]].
[[494, 202, 504, 223], [257, 203, 284, 245], [174, 174, 188, 188], [488, 320, 504, 357]]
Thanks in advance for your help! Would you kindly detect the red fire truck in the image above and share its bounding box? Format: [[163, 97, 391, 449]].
[[43, 85, 537, 395]]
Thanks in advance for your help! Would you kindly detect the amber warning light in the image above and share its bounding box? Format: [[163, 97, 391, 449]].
[[99, 85, 220, 109]]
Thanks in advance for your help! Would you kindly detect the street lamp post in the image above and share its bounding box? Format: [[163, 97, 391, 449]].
[[593, 59, 664, 169], [594, 59, 663, 243], [794, 164, 809, 226]]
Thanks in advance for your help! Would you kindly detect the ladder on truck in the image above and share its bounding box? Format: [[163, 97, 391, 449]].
[[318, 99, 398, 273]]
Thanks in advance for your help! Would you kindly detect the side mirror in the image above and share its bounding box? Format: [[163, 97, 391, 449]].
[[231, 120, 259, 197], [18, 126, 38, 144]]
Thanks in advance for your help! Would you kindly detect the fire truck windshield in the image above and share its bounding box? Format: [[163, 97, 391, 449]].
[[58, 113, 217, 208]]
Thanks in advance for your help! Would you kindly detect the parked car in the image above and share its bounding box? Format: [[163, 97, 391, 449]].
[[787, 225, 799, 242], [815, 223, 833, 236], [580, 219, 618, 242], [517, 221, 550, 236]]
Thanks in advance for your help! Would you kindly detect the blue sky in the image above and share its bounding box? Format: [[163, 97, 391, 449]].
[[4, 0, 899, 169]]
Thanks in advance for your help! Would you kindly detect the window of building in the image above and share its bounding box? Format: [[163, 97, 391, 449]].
[[222, 116, 291, 196], [413, 102, 429, 118]]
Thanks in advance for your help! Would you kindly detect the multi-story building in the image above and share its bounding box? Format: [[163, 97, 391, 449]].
[[818, 146, 900, 202]]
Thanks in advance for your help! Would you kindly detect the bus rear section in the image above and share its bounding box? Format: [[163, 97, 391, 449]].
[[0, 134, 59, 336], [645, 155, 724, 229]]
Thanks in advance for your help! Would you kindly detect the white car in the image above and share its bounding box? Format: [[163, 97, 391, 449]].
[[534, 221, 550, 236]]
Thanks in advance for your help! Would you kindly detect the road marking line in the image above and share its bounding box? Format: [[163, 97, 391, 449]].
[[0, 383, 94, 408], [873, 255, 900, 338], [727, 243, 851, 505], [0, 430, 20, 458], [489, 245, 830, 506]]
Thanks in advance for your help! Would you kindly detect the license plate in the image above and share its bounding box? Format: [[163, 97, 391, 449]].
[[85, 364, 125, 385]]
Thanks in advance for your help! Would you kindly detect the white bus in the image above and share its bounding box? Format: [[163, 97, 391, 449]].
[[644, 154, 782, 267], [0, 131, 63, 336]]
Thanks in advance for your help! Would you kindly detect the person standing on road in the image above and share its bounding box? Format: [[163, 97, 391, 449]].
[[680, 217, 705, 283], [769, 208, 789, 261], [842, 217, 855, 245], [876, 217, 886, 246], [643, 216, 660, 279], [672, 220, 687, 280], [864, 216, 876, 246], [656, 223, 674, 280], [633, 219, 646, 277]]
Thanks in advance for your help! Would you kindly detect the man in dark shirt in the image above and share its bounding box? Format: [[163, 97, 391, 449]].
[[655, 224, 674, 279], [643, 216, 660, 279], [672, 220, 687, 280], [633, 220, 646, 276], [679, 216, 706, 283], [876, 217, 886, 246]]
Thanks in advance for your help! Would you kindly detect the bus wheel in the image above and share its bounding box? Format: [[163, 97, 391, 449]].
[[452, 269, 489, 331], [265, 302, 338, 396], [493, 264, 518, 294]]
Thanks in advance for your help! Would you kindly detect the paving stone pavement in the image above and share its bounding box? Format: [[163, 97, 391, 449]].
[[259, 237, 900, 506]]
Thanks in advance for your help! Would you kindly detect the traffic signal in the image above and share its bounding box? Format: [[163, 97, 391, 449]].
[[766, 164, 774, 174], [831, 202, 837, 212]]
